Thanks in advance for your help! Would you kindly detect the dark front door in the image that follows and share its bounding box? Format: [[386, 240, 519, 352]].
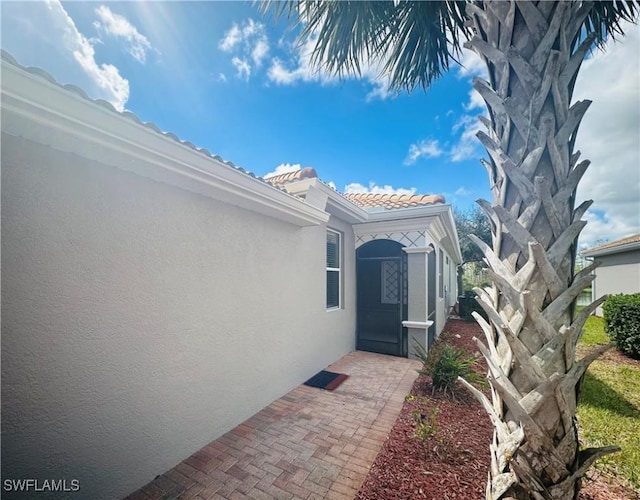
[[356, 240, 407, 357]]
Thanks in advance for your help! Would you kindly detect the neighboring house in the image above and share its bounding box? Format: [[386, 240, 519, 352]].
[[582, 233, 640, 315], [1, 51, 461, 499]]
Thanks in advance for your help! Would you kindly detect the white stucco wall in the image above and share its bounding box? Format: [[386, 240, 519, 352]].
[[425, 237, 453, 339], [1, 134, 356, 498], [592, 251, 640, 315], [406, 254, 427, 359]]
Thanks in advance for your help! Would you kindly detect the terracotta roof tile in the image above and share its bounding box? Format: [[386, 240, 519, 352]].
[[343, 192, 446, 210], [263, 167, 445, 210], [263, 167, 318, 187]]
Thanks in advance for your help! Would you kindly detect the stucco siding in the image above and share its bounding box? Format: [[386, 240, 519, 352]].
[[592, 250, 640, 315], [406, 254, 427, 358], [1, 134, 355, 498]]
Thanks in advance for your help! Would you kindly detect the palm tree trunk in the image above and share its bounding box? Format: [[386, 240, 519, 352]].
[[459, 2, 619, 498]]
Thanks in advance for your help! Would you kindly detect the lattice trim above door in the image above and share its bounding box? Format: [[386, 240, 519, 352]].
[[355, 230, 426, 249]]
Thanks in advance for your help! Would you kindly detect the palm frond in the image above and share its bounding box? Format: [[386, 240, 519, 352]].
[[302, 2, 396, 79], [585, 0, 639, 47], [383, 1, 470, 91], [261, 1, 471, 92]]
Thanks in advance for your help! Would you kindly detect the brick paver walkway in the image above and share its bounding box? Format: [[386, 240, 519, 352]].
[[125, 351, 420, 500]]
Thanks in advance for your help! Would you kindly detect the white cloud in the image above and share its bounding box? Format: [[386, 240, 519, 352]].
[[218, 73, 227, 83], [464, 87, 485, 112], [219, 24, 242, 52], [442, 185, 478, 207], [93, 5, 152, 64], [1, 1, 129, 111], [263, 163, 301, 178], [266, 33, 392, 101], [267, 58, 299, 85], [232, 57, 251, 81], [449, 114, 484, 162], [219, 19, 269, 80], [578, 211, 638, 251], [344, 182, 417, 196], [404, 139, 444, 165], [455, 47, 487, 79], [447, 47, 488, 164], [364, 78, 393, 102], [574, 20, 640, 247], [252, 39, 269, 67], [267, 35, 337, 86]]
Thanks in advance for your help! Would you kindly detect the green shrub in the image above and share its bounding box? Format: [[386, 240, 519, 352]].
[[412, 407, 439, 442], [602, 293, 640, 359], [414, 341, 485, 397]]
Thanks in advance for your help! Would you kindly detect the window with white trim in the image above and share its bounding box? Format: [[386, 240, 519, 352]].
[[326, 229, 341, 309]]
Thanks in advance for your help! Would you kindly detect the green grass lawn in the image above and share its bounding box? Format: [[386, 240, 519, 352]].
[[579, 314, 610, 346], [577, 315, 640, 492]]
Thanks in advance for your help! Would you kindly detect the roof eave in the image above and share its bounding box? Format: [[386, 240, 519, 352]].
[[1, 54, 329, 228], [582, 241, 640, 258], [353, 204, 462, 263], [282, 179, 368, 223], [365, 203, 451, 222]]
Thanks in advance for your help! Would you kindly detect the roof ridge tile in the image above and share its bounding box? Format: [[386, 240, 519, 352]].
[[343, 192, 445, 210]]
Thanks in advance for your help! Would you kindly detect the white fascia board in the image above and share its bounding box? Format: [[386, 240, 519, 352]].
[[280, 178, 316, 197], [352, 205, 447, 240], [582, 242, 640, 258], [283, 179, 368, 224], [432, 207, 463, 264], [325, 189, 368, 223], [1, 60, 329, 227], [365, 203, 451, 222], [353, 204, 463, 263], [440, 205, 463, 263], [430, 218, 448, 242], [402, 320, 434, 329], [353, 216, 437, 236], [403, 247, 434, 254]]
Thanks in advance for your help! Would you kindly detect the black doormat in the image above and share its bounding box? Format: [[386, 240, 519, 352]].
[[304, 370, 349, 391]]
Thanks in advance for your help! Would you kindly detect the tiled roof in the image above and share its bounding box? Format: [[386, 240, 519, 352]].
[[343, 193, 446, 210], [264, 167, 446, 211], [583, 233, 640, 255], [0, 50, 274, 186], [264, 167, 318, 186]]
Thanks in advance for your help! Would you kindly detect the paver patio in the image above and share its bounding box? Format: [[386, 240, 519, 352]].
[[125, 351, 421, 500]]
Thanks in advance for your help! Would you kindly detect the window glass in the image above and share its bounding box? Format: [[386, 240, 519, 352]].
[[326, 230, 341, 309], [326, 231, 340, 268], [327, 270, 339, 308]]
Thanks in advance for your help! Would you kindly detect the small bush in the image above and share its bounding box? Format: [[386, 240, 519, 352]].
[[414, 341, 485, 397], [412, 407, 439, 442], [411, 406, 451, 459], [603, 293, 640, 359]]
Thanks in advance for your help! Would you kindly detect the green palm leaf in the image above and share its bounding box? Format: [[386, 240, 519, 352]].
[[261, 1, 637, 92], [262, 0, 470, 91]]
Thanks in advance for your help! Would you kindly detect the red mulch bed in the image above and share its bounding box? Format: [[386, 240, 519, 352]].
[[356, 318, 637, 500]]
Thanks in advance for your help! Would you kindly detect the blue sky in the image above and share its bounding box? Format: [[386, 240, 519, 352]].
[[2, 1, 639, 248]]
